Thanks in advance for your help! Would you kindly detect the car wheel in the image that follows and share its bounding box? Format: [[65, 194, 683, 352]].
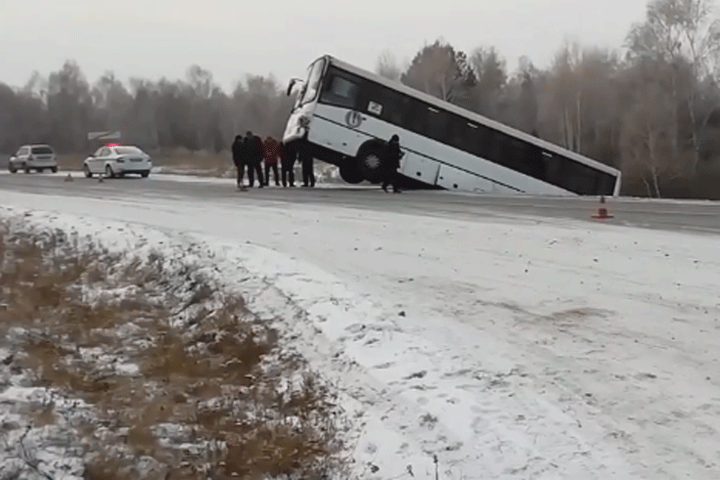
[[23, 163, 31, 173], [50, 167, 57, 173], [8, 163, 16, 174], [105, 165, 114, 178], [141, 170, 149, 178], [83, 164, 92, 178]]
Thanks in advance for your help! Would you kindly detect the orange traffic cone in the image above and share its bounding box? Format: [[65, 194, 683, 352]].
[[592, 196, 613, 219]]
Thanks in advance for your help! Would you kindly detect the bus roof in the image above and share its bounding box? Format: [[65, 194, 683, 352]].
[[320, 54, 620, 177]]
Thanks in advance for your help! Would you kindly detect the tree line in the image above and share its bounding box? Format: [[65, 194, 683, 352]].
[[2, 0, 720, 198]]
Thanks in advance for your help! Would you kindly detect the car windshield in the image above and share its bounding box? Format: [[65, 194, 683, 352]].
[[113, 147, 143, 155], [31, 146, 53, 154]]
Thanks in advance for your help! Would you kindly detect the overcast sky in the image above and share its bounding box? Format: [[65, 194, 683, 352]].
[[1, 0, 650, 91]]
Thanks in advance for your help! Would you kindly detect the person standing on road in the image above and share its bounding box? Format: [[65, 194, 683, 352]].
[[231, 134, 246, 190], [381, 134, 404, 193], [262, 136, 281, 186], [279, 141, 296, 187], [299, 138, 315, 187], [244, 130, 264, 188]]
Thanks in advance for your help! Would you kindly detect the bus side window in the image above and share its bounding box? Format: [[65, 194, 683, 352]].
[[319, 72, 360, 109], [404, 99, 427, 135], [446, 115, 467, 151], [380, 87, 408, 127], [525, 145, 546, 180], [544, 154, 600, 194], [542, 152, 562, 186], [596, 172, 616, 195], [374, 85, 410, 126], [361, 81, 382, 116], [567, 161, 599, 195], [469, 124, 493, 161], [508, 138, 545, 180], [505, 138, 529, 175], [426, 107, 449, 143], [487, 130, 508, 166]]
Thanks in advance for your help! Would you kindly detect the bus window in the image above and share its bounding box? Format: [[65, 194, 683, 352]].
[[543, 153, 611, 194], [542, 152, 562, 184], [506, 138, 531, 175], [564, 160, 598, 194], [376, 86, 412, 126], [596, 172, 616, 195], [486, 131, 510, 168], [404, 99, 428, 135], [525, 144, 546, 181], [319, 68, 360, 109], [446, 115, 468, 151], [468, 123, 493, 160], [426, 106, 449, 143], [301, 59, 325, 105]]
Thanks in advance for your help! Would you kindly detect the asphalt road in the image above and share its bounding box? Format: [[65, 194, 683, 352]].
[[1, 171, 718, 235]]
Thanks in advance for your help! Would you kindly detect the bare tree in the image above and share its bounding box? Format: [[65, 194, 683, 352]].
[[376, 50, 402, 81], [620, 81, 678, 197], [626, 0, 720, 174]]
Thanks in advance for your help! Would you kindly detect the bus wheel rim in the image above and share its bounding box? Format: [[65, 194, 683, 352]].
[[365, 154, 380, 169]]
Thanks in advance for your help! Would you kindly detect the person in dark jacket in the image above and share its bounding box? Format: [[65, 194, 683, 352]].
[[243, 130, 264, 187], [262, 136, 281, 186], [279, 141, 296, 187], [298, 138, 315, 187], [381, 134, 404, 193], [231, 134, 246, 189]]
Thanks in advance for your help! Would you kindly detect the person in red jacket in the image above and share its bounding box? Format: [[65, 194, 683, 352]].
[[262, 136, 281, 186]]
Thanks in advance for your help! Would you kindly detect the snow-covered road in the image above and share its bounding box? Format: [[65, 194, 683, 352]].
[[1, 186, 719, 479]]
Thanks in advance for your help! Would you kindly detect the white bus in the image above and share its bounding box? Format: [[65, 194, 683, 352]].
[[282, 55, 621, 196]]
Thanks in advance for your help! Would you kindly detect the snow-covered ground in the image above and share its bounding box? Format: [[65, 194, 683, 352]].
[[1, 188, 719, 479]]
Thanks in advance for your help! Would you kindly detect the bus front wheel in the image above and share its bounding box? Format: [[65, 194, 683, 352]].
[[356, 142, 387, 183], [339, 163, 364, 184]]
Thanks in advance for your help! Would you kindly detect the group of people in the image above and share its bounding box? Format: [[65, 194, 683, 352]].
[[231, 132, 405, 192], [231, 131, 315, 190]]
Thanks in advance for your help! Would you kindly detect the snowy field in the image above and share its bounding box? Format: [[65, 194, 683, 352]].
[[1, 187, 719, 479]]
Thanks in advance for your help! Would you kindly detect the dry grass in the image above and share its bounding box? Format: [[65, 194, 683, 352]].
[[0, 221, 346, 478]]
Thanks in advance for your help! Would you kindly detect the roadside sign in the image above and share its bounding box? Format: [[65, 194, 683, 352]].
[[87, 131, 121, 141]]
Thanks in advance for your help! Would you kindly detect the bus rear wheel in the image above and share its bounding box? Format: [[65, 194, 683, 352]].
[[356, 142, 387, 183], [339, 163, 364, 184]]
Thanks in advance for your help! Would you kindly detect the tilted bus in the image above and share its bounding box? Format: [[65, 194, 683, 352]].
[[282, 54, 621, 196]]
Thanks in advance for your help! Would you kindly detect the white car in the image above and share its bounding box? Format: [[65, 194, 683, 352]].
[[83, 144, 152, 178], [8, 144, 58, 173]]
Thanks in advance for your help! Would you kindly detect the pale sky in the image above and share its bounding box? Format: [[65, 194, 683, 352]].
[[1, 0, 650, 91]]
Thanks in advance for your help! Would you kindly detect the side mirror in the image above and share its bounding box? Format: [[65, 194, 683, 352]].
[[286, 78, 304, 97], [286, 79, 296, 97]]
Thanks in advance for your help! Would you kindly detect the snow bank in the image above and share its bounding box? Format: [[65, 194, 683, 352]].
[[2, 195, 720, 479]]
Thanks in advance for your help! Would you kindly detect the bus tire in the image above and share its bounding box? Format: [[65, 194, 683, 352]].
[[339, 163, 364, 184], [355, 141, 387, 183]]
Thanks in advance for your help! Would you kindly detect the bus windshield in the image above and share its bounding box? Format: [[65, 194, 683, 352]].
[[300, 58, 325, 105]]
